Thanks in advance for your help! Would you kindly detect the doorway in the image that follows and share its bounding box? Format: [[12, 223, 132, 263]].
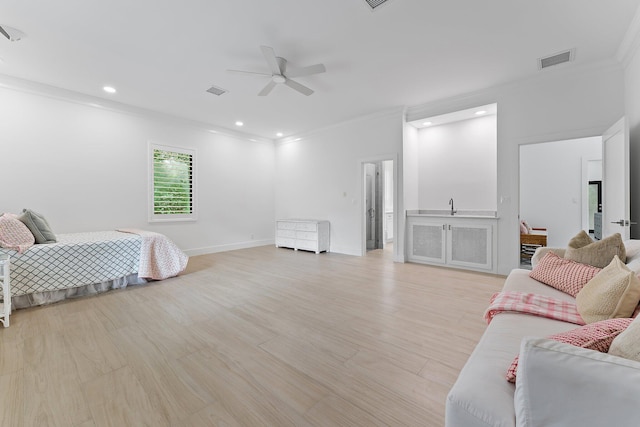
[[365, 162, 383, 251], [362, 159, 394, 254]]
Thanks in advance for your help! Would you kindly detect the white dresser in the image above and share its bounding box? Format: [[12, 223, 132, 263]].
[[276, 219, 330, 254]]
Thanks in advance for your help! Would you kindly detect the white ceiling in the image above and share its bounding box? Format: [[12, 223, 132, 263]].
[[0, 0, 638, 139]]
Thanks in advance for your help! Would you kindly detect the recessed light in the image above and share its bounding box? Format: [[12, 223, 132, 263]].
[[235, 121, 244, 127], [103, 86, 116, 94], [475, 110, 486, 115], [276, 132, 283, 137], [422, 121, 432, 126]]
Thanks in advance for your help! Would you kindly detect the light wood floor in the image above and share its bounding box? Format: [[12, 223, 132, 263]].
[[0, 245, 505, 427]]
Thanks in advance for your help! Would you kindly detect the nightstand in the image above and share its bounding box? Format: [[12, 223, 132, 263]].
[[0, 254, 10, 327]]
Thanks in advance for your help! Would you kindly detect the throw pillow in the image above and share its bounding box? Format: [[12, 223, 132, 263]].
[[564, 231, 626, 268], [529, 252, 601, 297], [576, 255, 640, 324], [0, 213, 35, 253], [18, 208, 56, 244], [609, 314, 640, 362], [506, 317, 633, 382]]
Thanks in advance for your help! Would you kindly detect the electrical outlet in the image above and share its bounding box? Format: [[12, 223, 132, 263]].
[[250, 234, 254, 240]]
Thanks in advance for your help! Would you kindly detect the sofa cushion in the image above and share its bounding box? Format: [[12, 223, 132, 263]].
[[0, 213, 35, 253], [18, 208, 56, 244], [514, 338, 640, 427], [529, 252, 601, 297], [565, 231, 626, 268], [609, 313, 640, 362], [506, 317, 632, 382], [576, 255, 640, 324]]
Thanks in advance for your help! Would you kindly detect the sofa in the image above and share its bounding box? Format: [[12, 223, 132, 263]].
[[445, 240, 640, 427]]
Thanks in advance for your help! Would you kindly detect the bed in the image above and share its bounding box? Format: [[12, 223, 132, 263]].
[[0, 229, 188, 309]]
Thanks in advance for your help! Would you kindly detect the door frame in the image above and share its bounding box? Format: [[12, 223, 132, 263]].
[[358, 154, 398, 257]]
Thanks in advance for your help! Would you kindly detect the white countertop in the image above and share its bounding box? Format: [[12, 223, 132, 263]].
[[406, 209, 498, 219]]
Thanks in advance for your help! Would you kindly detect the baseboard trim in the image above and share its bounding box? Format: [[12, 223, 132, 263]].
[[184, 239, 274, 257]]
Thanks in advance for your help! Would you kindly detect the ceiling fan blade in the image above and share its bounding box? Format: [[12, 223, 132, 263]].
[[227, 69, 271, 77], [0, 25, 11, 40], [258, 80, 277, 96], [260, 45, 282, 75], [286, 64, 326, 78], [284, 78, 314, 96]]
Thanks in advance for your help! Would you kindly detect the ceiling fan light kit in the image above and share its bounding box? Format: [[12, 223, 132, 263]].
[[228, 45, 326, 96]]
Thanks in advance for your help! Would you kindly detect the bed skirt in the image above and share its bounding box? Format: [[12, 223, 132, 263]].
[[11, 273, 148, 309]]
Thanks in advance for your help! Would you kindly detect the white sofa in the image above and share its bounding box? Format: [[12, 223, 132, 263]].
[[445, 244, 640, 427]]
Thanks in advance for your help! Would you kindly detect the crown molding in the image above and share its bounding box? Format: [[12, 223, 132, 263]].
[[0, 73, 273, 144], [616, 4, 640, 67]]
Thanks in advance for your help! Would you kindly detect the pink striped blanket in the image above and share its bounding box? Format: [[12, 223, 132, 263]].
[[484, 291, 585, 325], [117, 229, 188, 280]]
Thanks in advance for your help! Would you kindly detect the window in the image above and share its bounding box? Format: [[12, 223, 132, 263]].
[[149, 143, 197, 222]]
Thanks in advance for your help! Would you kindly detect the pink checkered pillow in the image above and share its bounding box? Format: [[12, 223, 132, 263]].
[[529, 252, 602, 297], [0, 213, 35, 253], [506, 317, 633, 382]]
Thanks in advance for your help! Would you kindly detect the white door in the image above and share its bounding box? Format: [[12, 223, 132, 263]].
[[602, 117, 631, 240], [365, 164, 376, 250]]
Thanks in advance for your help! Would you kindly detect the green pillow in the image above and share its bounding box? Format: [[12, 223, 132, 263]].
[[18, 209, 57, 244]]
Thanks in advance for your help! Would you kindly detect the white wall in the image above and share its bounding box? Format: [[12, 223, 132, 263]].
[[0, 86, 275, 255], [520, 137, 601, 247], [417, 114, 497, 211], [275, 110, 404, 259]]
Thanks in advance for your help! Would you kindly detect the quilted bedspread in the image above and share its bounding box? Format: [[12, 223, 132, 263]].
[[0, 231, 141, 297], [117, 229, 188, 280]]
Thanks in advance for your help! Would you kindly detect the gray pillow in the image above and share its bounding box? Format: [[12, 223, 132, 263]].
[[565, 231, 625, 268], [18, 209, 57, 244]]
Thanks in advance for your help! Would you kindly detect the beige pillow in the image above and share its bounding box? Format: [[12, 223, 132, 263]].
[[565, 231, 626, 268], [609, 315, 640, 362], [576, 255, 640, 324]]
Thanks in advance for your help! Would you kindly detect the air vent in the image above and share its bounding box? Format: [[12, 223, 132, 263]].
[[364, 0, 391, 10], [206, 85, 227, 96], [538, 49, 575, 70]]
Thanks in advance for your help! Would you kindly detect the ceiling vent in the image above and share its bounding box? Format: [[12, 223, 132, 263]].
[[364, 0, 392, 10], [206, 85, 227, 96], [538, 49, 575, 70]]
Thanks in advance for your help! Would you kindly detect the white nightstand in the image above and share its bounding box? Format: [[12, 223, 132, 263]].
[[0, 254, 10, 327]]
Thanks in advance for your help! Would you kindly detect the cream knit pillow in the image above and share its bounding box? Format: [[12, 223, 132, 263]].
[[576, 255, 640, 324], [609, 315, 640, 362]]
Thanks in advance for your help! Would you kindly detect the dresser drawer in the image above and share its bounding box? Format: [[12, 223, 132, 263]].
[[296, 240, 318, 251], [277, 229, 296, 238], [276, 237, 296, 248], [295, 222, 318, 232], [277, 221, 297, 230], [296, 231, 318, 240]]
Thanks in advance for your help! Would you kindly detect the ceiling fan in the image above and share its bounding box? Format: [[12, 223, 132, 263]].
[[228, 46, 326, 96]]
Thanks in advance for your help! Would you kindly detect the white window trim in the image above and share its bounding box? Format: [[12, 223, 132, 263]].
[[148, 141, 198, 223]]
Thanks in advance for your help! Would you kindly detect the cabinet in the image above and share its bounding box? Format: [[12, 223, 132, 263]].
[[407, 216, 497, 273], [0, 254, 10, 327], [276, 219, 330, 254]]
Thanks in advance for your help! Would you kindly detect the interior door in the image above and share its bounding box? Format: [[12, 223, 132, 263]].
[[365, 163, 376, 250], [602, 117, 631, 240]]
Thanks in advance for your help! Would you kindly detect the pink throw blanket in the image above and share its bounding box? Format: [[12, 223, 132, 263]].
[[484, 292, 585, 326], [117, 229, 188, 280]]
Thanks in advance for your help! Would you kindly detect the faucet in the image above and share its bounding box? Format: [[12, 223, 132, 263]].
[[449, 198, 457, 215]]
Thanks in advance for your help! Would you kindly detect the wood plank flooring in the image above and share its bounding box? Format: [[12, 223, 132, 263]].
[[0, 245, 505, 426]]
